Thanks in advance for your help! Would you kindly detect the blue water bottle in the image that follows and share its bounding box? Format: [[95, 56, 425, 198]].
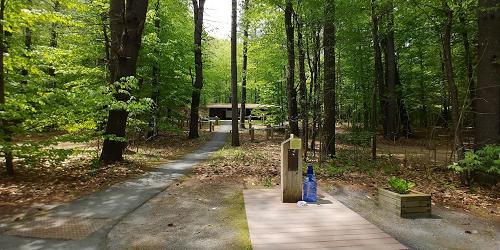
[[303, 164, 317, 202]]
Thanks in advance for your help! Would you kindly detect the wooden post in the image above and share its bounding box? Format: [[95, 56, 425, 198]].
[[250, 128, 255, 142], [281, 134, 303, 203], [266, 125, 271, 140], [215, 117, 219, 125], [209, 121, 213, 132], [199, 119, 202, 129]]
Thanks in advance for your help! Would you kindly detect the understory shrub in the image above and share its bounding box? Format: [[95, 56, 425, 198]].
[[448, 145, 500, 185]]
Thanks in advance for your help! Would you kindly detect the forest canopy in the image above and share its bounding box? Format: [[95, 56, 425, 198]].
[[0, 0, 499, 182]]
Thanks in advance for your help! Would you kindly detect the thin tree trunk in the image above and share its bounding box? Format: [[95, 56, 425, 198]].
[[370, 0, 383, 160], [148, 0, 161, 138], [231, 0, 240, 146], [418, 47, 428, 127], [101, 12, 111, 74], [323, 0, 336, 157], [0, 0, 13, 175], [21, 0, 32, 85], [458, 10, 475, 129], [311, 27, 321, 152], [189, 0, 206, 139], [442, 1, 464, 160], [285, 0, 299, 136], [240, 0, 249, 129], [48, 1, 60, 78], [100, 0, 149, 163], [297, 13, 308, 156], [475, 0, 500, 148]]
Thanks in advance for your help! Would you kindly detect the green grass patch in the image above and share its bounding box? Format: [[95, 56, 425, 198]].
[[223, 191, 252, 250]]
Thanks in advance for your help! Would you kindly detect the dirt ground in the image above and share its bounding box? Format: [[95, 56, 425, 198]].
[[0, 130, 211, 225], [107, 177, 251, 250]]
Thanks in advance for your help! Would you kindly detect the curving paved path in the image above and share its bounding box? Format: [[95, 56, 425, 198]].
[[0, 122, 230, 250]]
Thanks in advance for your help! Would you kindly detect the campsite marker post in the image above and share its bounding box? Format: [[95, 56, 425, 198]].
[[281, 134, 303, 203]]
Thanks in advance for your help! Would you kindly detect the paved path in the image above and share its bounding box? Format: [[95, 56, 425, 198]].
[[0, 123, 230, 250], [243, 189, 407, 250]]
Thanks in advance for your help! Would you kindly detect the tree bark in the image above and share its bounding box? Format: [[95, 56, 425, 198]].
[[383, 1, 399, 140], [458, 10, 475, 128], [48, 1, 60, 78], [21, 0, 32, 85], [100, 0, 148, 163], [231, 0, 240, 146], [371, 0, 383, 160], [310, 27, 321, 152], [148, 0, 161, 138], [285, 0, 299, 136], [442, 1, 464, 160], [101, 12, 111, 74], [188, 0, 206, 139], [475, 0, 500, 147], [323, 0, 336, 157], [0, 0, 13, 175], [297, 13, 308, 156], [240, 0, 249, 129]]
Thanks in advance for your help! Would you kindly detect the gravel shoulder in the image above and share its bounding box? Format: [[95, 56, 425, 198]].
[[327, 184, 500, 250]]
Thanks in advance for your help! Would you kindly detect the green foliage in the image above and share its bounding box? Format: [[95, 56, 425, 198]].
[[448, 145, 500, 184], [1, 0, 193, 170], [262, 176, 273, 188], [387, 177, 415, 194], [336, 131, 373, 147]]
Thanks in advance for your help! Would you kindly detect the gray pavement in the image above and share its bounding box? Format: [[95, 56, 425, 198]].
[[0, 123, 230, 250]]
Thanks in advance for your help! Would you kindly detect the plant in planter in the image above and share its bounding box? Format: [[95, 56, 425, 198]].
[[378, 177, 431, 218], [388, 176, 415, 194]]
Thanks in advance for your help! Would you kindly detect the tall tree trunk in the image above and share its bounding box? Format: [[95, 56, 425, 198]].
[[396, 64, 412, 137], [370, 0, 383, 160], [442, 1, 464, 160], [240, 0, 249, 129], [0, 0, 13, 175], [297, 13, 308, 156], [188, 0, 205, 139], [475, 0, 500, 147], [148, 0, 161, 138], [459, 10, 475, 128], [285, 0, 299, 136], [21, 0, 32, 85], [383, 1, 399, 140], [101, 12, 111, 75], [323, 0, 336, 157], [48, 1, 60, 78], [310, 27, 321, 152], [418, 47, 428, 127], [100, 0, 148, 163], [231, 0, 240, 146]]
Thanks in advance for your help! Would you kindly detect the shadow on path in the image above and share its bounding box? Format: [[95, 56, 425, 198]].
[[0, 123, 231, 250]]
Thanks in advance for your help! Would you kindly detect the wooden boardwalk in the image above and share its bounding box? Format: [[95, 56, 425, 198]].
[[243, 189, 407, 250]]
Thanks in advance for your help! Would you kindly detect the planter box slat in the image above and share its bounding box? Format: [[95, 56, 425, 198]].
[[378, 188, 431, 218]]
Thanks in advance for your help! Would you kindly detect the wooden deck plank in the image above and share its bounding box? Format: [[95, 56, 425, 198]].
[[244, 189, 407, 250]]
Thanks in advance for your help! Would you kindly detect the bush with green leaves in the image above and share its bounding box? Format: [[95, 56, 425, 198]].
[[336, 131, 373, 147], [387, 176, 415, 194], [448, 145, 500, 185]]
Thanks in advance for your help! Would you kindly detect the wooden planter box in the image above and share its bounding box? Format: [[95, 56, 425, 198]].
[[378, 188, 431, 218]]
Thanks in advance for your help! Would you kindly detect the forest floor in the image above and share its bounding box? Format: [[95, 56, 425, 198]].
[[0, 129, 211, 225], [190, 129, 499, 249], [195, 129, 499, 218]]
